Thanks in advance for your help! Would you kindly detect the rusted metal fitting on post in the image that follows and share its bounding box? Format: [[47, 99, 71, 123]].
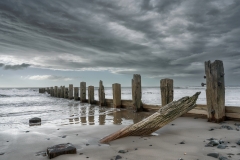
[[201, 83, 206, 87]]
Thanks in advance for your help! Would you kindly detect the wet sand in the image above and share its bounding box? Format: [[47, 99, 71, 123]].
[[0, 117, 240, 160]]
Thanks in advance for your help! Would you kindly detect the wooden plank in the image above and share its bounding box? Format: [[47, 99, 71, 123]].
[[226, 113, 240, 119], [187, 109, 207, 115], [226, 106, 240, 114]]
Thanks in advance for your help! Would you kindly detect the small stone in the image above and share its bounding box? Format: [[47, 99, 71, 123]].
[[184, 153, 186, 155], [135, 148, 138, 150], [26, 131, 30, 133], [86, 144, 89, 146], [180, 141, 185, 144], [236, 140, 240, 145], [6, 141, 9, 142], [207, 153, 219, 158], [149, 145, 152, 146], [219, 156, 229, 160], [178, 158, 183, 160], [217, 144, 227, 149], [0, 153, 5, 155], [86, 157, 89, 158], [171, 124, 175, 126], [62, 135, 67, 138], [209, 128, 214, 131], [115, 155, 122, 160], [237, 153, 240, 155], [219, 140, 224, 144], [79, 153, 83, 155], [47, 143, 76, 159], [221, 125, 233, 130], [118, 150, 126, 153], [231, 146, 236, 148], [205, 140, 219, 147], [29, 117, 41, 123], [227, 153, 234, 155]]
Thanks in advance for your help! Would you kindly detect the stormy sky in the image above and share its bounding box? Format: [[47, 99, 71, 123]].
[[0, 0, 240, 87]]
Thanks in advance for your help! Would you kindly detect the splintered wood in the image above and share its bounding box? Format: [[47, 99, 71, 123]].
[[100, 92, 200, 143]]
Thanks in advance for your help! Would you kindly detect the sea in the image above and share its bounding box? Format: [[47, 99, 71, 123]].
[[0, 87, 240, 131]]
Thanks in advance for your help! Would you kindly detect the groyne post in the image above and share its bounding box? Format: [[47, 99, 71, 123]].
[[132, 74, 142, 111], [54, 86, 58, 97], [98, 80, 106, 106], [74, 87, 79, 101], [50, 87, 53, 96], [64, 87, 68, 99], [58, 87, 61, 98], [160, 78, 174, 106], [88, 86, 94, 104], [69, 84, 73, 100], [80, 82, 86, 102], [112, 83, 121, 108], [205, 60, 225, 123], [61, 86, 65, 98]]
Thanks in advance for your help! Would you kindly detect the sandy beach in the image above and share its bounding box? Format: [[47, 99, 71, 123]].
[[0, 117, 239, 160]]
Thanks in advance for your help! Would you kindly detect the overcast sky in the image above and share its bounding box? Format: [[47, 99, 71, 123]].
[[0, 0, 239, 87]]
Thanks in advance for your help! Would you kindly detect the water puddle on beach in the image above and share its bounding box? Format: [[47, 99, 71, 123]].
[[60, 103, 155, 126]]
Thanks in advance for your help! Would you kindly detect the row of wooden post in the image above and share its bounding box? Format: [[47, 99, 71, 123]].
[[39, 76, 179, 112], [39, 60, 225, 123]]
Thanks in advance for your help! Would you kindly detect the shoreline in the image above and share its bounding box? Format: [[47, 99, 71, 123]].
[[0, 117, 239, 160]]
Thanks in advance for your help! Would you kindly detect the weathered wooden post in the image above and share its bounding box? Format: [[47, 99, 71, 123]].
[[64, 87, 68, 99], [50, 87, 53, 96], [61, 86, 65, 98], [88, 86, 94, 104], [80, 82, 86, 102], [54, 86, 58, 97], [74, 87, 79, 101], [132, 74, 142, 111], [58, 87, 61, 98], [112, 83, 121, 108], [205, 60, 225, 123], [69, 84, 73, 100], [98, 80, 106, 106], [160, 78, 174, 106]]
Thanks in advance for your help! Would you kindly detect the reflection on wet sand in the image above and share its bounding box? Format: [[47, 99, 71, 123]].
[[98, 107, 106, 125], [66, 103, 155, 126]]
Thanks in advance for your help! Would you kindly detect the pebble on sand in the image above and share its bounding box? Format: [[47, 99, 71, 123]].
[[29, 117, 41, 126], [207, 153, 219, 158], [47, 143, 76, 159]]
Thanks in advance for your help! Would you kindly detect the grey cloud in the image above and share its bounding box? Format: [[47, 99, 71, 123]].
[[4, 63, 30, 70], [0, 63, 4, 67], [0, 0, 240, 85], [28, 75, 72, 81]]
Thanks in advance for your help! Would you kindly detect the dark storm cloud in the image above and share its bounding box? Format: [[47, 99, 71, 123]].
[[4, 63, 30, 70], [0, 0, 240, 84]]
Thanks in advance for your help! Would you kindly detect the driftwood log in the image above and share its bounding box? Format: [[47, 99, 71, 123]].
[[100, 92, 201, 143]]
